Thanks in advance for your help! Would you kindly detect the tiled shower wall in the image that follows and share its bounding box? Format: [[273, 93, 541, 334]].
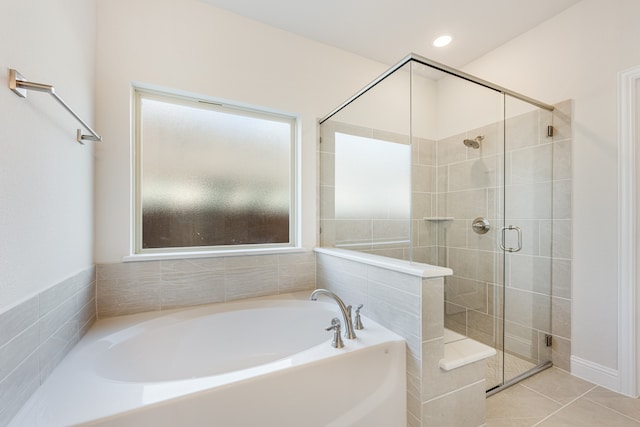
[[438, 101, 573, 372], [319, 121, 414, 259], [0, 267, 96, 427], [319, 100, 573, 373], [96, 252, 316, 317], [319, 101, 572, 370]]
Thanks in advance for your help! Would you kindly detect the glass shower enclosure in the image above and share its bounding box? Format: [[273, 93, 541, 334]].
[[319, 54, 557, 393]]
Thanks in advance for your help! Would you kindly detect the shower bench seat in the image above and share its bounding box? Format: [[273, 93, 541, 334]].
[[440, 329, 496, 371]]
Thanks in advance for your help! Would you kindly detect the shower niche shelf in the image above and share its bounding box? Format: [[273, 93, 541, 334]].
[[423, 217, 454, 221]]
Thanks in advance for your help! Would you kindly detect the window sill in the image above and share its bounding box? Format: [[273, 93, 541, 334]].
[[122, 247, 306, 263]]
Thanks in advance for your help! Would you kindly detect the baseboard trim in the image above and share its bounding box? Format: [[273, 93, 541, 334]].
[[570, 356, 623, 394]]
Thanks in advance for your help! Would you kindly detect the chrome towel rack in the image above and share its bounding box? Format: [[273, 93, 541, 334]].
[[8, 68, 102, 144]]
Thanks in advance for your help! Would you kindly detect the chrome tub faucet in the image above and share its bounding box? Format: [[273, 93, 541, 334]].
[[310, 289, 357, 339]]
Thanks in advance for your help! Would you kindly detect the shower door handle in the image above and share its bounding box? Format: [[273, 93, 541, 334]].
[[499, 226, 522, 253]]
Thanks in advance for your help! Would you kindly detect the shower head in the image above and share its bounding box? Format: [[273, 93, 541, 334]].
[[463, 135, 484, 149]]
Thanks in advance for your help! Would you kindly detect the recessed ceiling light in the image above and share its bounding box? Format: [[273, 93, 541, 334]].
[[432, 34, 453, 48]]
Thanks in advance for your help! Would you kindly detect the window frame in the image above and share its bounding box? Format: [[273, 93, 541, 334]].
[[131, 85, 300, 258]]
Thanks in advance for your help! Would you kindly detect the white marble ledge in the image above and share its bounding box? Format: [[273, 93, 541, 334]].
[[439, 336, 497, 371], [313, 247, 453, 278]]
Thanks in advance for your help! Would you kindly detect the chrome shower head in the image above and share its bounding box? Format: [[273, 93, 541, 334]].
[[463, 135, 484, 149]]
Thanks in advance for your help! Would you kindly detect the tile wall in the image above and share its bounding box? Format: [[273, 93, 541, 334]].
[[96, 252, 316, 317], [3, 253, 313, 426], [439, 100, 573, 374], [316, 250, 487, 427], [319, 100, 573, 390], [0, 266, 96, 427], [319, 121, 414, 259]]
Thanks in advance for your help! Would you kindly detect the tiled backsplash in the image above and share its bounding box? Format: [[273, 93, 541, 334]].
[[0, 266, 96, 427], [96, 252, 316, 318]]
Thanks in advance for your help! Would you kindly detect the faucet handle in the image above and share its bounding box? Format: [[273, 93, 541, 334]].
[[325, 317, 340, 331], [325, 318, 344, 348], [354, 304, 364, 330]]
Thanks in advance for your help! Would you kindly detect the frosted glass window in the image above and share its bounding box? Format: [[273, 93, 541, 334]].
[[335, 133, 410, 219], [134, 89, 296, 253]]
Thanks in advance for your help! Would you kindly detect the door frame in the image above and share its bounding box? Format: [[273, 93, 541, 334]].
[[617, 65, 639, 397]]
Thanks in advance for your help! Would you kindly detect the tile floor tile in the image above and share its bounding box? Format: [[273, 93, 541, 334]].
[[536, 398, 640, 426], [520, 368, 595, 404], [583, 387, 640, 422], [487, 384, 561, 425], [487, 368, 640, 427]]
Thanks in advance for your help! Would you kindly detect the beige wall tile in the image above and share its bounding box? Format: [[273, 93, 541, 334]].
[[551, 297, 571, 339], [467, 310, 502, 348], [509, 254, 552, 295], [0, 353, 39, 427], [334, 219, 372, 244], [448, 155, 499, 192], [278, 262, 315, 292], [97, 276, 161, 317], [505, 183, 552, 220], [553, 179, 572, 219], [319, 151, 335, 186], [421, 339, 486, 401], [445, 276, 488, 313], [551, 335, 571, 371], [0, 299, 38, 348], [319, 185, 335, 220], [551, 100, 573, 143], [504, 287, 551, 332], [372, 220, 410, 241], [510, 143, 553, 185], [224, 265, 278, 300], [422, 278, 444, 341], [504, 320, 539, 362], [161, 270, 225, 309], [552, 140, 572, 180], [437, 133, 467, 165], [412, 164, 435, 193], [0, 324, 38, 383], [505, 110, 539, 151]]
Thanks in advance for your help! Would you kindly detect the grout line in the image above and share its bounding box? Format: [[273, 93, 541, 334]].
[[530, 385, 599, 426], [0, 345, 39, 386], [519, 382, 573, 406], [423, 378, 486, 404], [583, 397, 640, 424]]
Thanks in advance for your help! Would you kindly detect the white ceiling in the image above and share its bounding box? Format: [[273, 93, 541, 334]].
[[199, 0, 581, 68]]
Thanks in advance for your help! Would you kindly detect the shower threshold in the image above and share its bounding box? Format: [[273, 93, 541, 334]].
[[486, 360, 553, 397]]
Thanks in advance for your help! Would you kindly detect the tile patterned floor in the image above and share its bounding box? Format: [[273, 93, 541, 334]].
[[486, 368, 640, 426]]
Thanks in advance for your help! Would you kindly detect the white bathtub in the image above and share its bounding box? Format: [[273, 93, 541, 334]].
[[10, 293, 406, 427]]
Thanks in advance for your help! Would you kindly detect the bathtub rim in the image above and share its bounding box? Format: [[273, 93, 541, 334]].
[[8, 291, 406, 427]]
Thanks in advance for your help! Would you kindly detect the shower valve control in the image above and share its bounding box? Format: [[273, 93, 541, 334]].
[[472, 217, 491, 235]]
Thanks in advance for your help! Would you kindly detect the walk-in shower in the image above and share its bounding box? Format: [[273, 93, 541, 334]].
[[319, 53, 571, 395]]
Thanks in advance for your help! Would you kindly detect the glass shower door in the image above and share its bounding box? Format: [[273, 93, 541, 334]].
[[497, 95, 554, 389]]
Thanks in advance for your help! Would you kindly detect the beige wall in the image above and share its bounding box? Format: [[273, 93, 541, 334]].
[[0, 0, 96, 312], [94, 0, 389, 263]]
